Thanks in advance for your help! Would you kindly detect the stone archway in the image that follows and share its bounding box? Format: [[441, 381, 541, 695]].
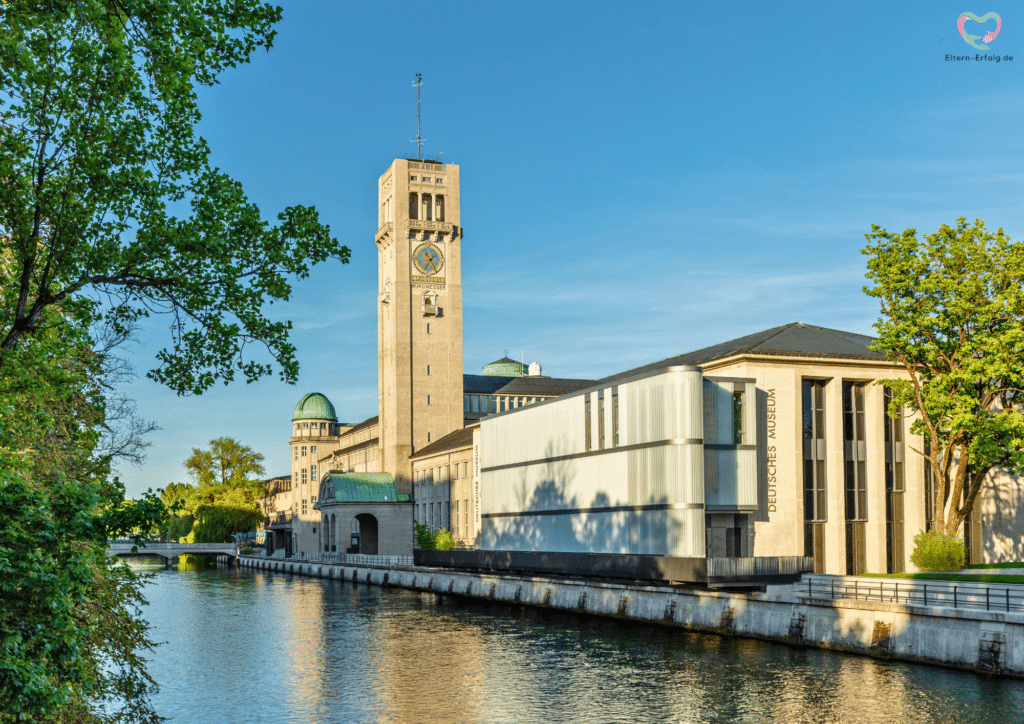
[[356, 513, 379, 555]]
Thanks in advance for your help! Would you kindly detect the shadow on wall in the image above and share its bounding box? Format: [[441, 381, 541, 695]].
[[485, 439, 683, 556], [983, 472, 1024, 563]]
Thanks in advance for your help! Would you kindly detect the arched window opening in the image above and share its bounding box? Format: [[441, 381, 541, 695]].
[[330, 513, 337, 553]]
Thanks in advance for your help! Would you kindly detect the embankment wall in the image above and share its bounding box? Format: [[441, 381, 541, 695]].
[[237, 556, 1024, 678]]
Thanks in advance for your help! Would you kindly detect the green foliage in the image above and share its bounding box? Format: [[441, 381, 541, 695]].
[[0, 0, 350, 394], [161, 438, 265, 543], [433, 528, 458, 551], [863, 218, 1024, 537], [413, 522, 458, 551], [910, 528, 967, 572], [414, 522, 435, 550], [0, 1, 340, 719]]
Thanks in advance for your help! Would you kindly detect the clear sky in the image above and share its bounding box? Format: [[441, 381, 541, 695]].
[[117, 1, 1022, 497]]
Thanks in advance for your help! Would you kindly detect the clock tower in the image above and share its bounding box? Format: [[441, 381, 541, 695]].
[[375, 159, 464, 495]]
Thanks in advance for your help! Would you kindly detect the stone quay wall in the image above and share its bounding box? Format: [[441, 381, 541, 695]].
[[237, 555, 1024, 678]]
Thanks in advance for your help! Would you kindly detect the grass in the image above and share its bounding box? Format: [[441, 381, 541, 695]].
[[966, 561, 1024, 569], [857, 572, 1024, 584]]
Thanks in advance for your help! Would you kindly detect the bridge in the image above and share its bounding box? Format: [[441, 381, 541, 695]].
[[106, 541, 239, 565]]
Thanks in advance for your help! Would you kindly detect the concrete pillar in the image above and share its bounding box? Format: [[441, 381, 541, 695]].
[[903, 411, 926, 571], [824, 377, 846, 574], [865, 382, 887, 573]]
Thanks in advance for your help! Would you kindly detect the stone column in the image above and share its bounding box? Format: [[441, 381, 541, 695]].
[[824, 376, 846, 574], [865, 382, 887, 573]]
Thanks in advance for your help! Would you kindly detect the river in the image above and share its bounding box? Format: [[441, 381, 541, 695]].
[[136, 560, 1024, 723]]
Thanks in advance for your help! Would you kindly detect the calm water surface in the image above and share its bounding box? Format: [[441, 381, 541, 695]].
[[138, 560, 1024, 723]]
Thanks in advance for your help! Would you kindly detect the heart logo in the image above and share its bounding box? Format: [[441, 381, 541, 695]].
[[958, 11, 1002, 50]]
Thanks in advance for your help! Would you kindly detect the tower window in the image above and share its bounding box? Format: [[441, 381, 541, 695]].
[[427, 395, 431, 405], [410, 175, 418, 181], [428, 432, 431, 442], [427, 365, 431, 375], [422, 177, 431, 182], [435, 178, 444, 184], [427, 323, 431, 334]]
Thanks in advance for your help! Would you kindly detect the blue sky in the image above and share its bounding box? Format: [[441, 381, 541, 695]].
[[117, 1, 1022, 496]]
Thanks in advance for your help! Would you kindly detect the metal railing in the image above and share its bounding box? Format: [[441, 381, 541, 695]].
[[708, 556, 815, 579], [108, 541, 235, 550], [291, 551, 413, 567], [804, 575, 1024, 613]]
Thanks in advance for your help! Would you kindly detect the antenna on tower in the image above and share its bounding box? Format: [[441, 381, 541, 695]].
[[411, 73, 426, 160]]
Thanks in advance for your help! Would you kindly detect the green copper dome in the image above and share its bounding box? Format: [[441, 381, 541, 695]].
[[292, 392, 338, 421], [482, 356, 528, 377]]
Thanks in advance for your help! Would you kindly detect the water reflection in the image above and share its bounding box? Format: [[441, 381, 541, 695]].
[[137, 564, 1024, 723]]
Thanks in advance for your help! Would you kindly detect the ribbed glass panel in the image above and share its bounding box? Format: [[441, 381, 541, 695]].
[[705, 448, 738, 507], [737, 448, 757, 507], [683, 369, 704, 440]]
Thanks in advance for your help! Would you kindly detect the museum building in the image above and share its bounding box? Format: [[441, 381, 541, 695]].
[[259, 156, 1021, 574]]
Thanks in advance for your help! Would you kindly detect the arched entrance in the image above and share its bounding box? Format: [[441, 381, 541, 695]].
[[355, 513, 379, 555]]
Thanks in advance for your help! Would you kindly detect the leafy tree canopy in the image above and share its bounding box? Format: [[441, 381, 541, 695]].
[[0, 0, 350, 394], [162, 437, 266, 542], [863, 217, 1024, 537]]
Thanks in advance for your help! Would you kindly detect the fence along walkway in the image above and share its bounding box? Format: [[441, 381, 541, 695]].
[[803, 574, 1024, 613]]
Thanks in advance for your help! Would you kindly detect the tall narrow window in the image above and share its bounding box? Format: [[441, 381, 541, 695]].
[[464, 499, 470, 536], [489, 396, 497, 413], [427, 365, 431, 375], [409, 193, 418, 220], [464, 395, 471, 413], [426, 323, 431, 334], [436, 195, 445, 221], [884, 388, 906, 573], [612, 393, 619, 447], [843, 381, 868, 575], [733, 390, 745, 444], [598, 396, 605, 450], [802, 379, 827, 573], [585, 397, 592, 452], [311, 464, 317, 482], [924, 437, 935, 532], [454, 500, 460, 537], [301, 468, 307, 486], [427, 395, 431, 406], [301, 446, 307, 457]]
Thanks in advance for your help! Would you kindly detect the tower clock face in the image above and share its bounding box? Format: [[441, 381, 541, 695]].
[[413, 244, 444, 275]]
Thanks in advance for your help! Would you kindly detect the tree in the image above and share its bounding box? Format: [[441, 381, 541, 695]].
[[863, 217, 1024, 538], [0, 1, 347, 719], [162, 438, 266, 543], [0, 0, 349, 395]]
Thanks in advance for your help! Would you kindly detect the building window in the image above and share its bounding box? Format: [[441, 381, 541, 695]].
[[301, 468, 307, 485], [301, 499, 307, 515], [410, 175, 418, 181], [598, 396, 605, 449], [802, 379, 827, 573], [436, 178, 444, 183], [612, 393, 619, 447], [311, 464, 317, 482], [422, 177, 431, 182], [463, 462, 468, 478], [733, 390, 745, 444], [428, 395, 431, 406], [427, 323, 431, 334], [843, 381, 868, 575], [464, 395, 470, 413], [472, 396, 480, 413], [464, 499, 470, 535], [427, 365, 431, 375], [301, 446, 307, 457], [884, 388, 906, 574], [294, 447, 298, 460], [311, 495, 317, 505], [446, 465, 450, 481], [585, 397, 592, 452], [489, 396, 497, 413], [427, 432, 431, 442], [454, 500, 460, 537], [429, 503, 434, 531]]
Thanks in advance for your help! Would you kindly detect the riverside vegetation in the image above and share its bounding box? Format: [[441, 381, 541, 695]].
[[0, 1, 348, 721]]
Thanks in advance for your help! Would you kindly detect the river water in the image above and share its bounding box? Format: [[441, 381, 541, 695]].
[[137, 560, 1024, 723]]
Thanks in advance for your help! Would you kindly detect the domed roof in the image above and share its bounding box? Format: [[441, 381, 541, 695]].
[[482, 355, 527, 377], [292, 392, 338, 421]]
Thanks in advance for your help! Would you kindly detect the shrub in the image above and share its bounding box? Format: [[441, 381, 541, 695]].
[[910, 528, 966, 572], [434, 528, 457, 551], [414, 522, 435, 550]]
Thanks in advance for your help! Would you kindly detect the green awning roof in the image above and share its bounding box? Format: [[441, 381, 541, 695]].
[[325, 473, 404, 503]]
